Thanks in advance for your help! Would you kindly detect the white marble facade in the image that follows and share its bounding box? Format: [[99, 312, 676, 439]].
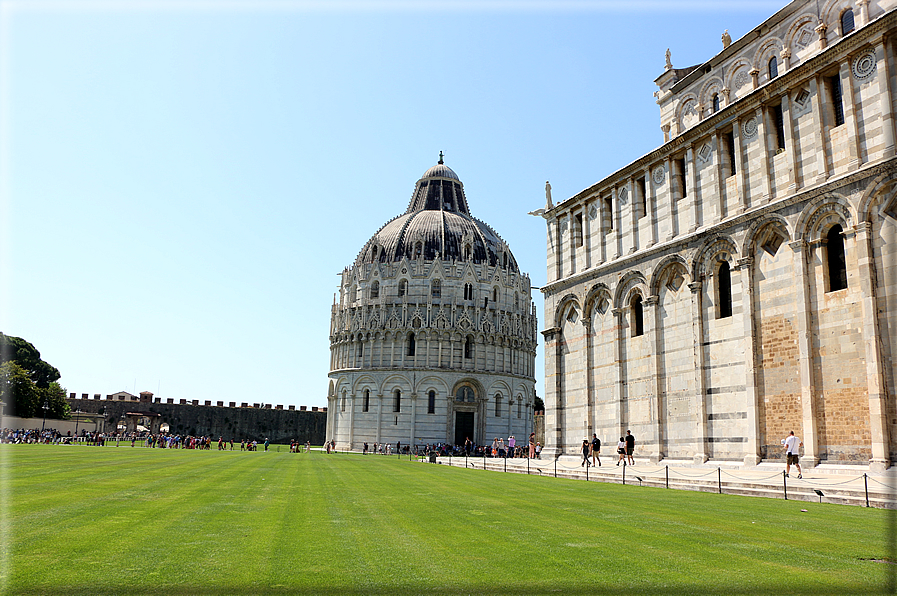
[[542, 0, 897, 471], [327, 159, 538, 451]]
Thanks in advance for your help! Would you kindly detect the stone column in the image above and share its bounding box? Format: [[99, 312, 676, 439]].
[[737, 257, 762, 465], [755, 105, 771, 204], [854, 222, 892, 472], [687, 144, 699, 232], [749, 68, 760, 90], [612, 308, 626, 440], [542, 327, 562, 459], [840, 59, 862, 168], [714, 131, 727, 222], [782, 46, 792, 72], [583, 202, 592, 270], [877, 37, 896, 158], [732, 116, 746, 213], [782, 91, 799, 192], [348, 393, 356, 450], [375, 393, 383, 445], [689, 282, 709, 463], [627, 178, 638, 254], [665, 157, 678, 241], [810, 75, 830, 182], [410, 393, 417, 449], [662, 123, 671, 143], [789, 239, 819, 468], [583, 316, 594, 437], [645, 167, 658, 247], [646, 295, 663, 462], [815, 21, 828, 51], [857, 0, 870, 26]]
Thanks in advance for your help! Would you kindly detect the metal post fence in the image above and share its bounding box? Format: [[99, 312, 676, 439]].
[[527, 457, 530, 475], [864, 473, 869, 507], [554, 458, 557, 478], [504, 456, 507, 473], [665, 466, 669, 489], [622, 461, 626, 485], [783, 470, 788, 500], [718, 468, 722, 494]]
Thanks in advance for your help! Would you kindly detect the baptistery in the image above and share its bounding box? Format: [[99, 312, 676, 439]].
[[326, 156, 538, 450]]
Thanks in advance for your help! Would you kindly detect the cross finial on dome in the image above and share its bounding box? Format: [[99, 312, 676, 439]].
[[438, 151, 444, 164]]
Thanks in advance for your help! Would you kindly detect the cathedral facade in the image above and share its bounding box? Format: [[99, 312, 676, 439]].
[[541, 0, 897, 471], [327, 159, 538, 450]]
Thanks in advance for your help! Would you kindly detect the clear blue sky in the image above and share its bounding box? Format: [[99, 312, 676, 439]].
[[1, 0, 782, 408]]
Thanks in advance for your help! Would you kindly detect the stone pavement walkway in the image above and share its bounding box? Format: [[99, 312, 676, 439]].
[[430, 454, 897, 508]]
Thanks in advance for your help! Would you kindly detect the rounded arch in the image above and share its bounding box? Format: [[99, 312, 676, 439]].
[[649, 254, 690, 297], [698, 77, 725, 111], [330, 375, 351, 400], [785, 13, 820, 54], [351, 375, 378, 395], [691, 234, 739, 281], [675, 93, 700, 131], [613, 270, 647, 310], [725, 58, 754, 99], [820, 0, 851, 34], [858, 171, 897, 222], [379, 374, 412, 397], [452, 378, 485, 402], [484, 379, 513, 398], [741, 213, 794, 256], [795, 193, 855, 241], [414, 375, 450, 396], [752, 37, 783, 70], [553, 293, 582, 328], [584, 282, 612, 317]]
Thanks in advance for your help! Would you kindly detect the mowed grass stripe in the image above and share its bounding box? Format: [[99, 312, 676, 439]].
[[4, 446, 892, 595]]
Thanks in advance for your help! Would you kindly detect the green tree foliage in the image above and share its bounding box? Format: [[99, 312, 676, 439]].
[[0, 334, 68, 419], [533, 395, 544, 412], [1, 333, 60, 388]]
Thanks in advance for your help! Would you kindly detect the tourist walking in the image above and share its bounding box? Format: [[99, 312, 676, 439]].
[[625, 430, 635, 465], [616, 437, 626, 466], [784, 431, 803, 479], [508, 435, 516, 458], [528, 432, 536, 459], [581, 439, 591, 467], [590, 433, 601, 467]]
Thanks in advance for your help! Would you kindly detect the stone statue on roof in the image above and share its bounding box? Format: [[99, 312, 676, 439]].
[[545, 181, 553, 209], [722, 30, 732, 48], [665, 48, 672, 70]]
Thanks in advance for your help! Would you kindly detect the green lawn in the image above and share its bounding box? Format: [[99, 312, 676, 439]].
[[1, 445, 893, 595]]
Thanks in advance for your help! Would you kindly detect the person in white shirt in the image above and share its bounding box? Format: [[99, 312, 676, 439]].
[[783, 431, 803, 479]]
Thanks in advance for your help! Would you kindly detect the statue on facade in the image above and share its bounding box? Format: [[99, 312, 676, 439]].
[[722, 30, 732, 48], [545, 181, 553, 209], [665, 48, 672, 70]]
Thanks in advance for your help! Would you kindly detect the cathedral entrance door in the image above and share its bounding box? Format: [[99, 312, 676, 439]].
[[454, 411, 474, 446]]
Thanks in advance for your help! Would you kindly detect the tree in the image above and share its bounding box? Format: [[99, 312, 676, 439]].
[[0, 361, 41, 418], [533, 395, 544, 412], [0, 333, 68, 419]]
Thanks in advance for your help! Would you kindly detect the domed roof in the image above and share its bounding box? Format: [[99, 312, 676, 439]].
[[354, 157, 518, 272]]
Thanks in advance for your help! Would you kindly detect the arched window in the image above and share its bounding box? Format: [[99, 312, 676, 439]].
[[455, 386, 475, 402], [514, 292, 519, 309], [464, 336, 473, 359], [464, 283, 473, 300], [841, 8, 855, 35], [493, 287, 498, 303], [414, 242, 423, 258], [827, 224, 848, 291], [427, 390, 435, 414], [717, 261, 733, 319], [393, 389, 401, 413], [517, 397, 522, 418], [494, 394, 502, 417], [768, 56, 778, 79], [431, 279, 441, 298], [356, 337, 364, 359], [463, 244, 472, 260], [712, 93, 720, 113], [362, 389, 370, 413], [503, 253, 508, 268], [341, 390, 347, 412], [631, 295, 644, 337], [370, 280, 379, 299], [407, 332, 416, 357], [398, 279, 408, 297], [370, 245, 378, 262]]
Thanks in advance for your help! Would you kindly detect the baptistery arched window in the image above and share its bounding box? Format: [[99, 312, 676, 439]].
[[370, 280, 379, 299], [464, 336, 474, 359], [427, 390, 436, 414], [407, 332, 416, 357], [363, 389, 370, 412], [431, 279, 441, 298], [768, 56, 778, 80], [455, 386, 475, 402], [494, 394, 502, 417], [399, 279, 408, 297], [464, 283, 473, 300], [712, 93, 720, 113], [393, 389, 401, 413]]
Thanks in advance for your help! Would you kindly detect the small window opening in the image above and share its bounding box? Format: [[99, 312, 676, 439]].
[[725, 131, 736, 176], [428, 390, 436, 414], [414, 242, 423, 258], [637, 178, 647, 218], [431, 279, 441, 298], [464, 336, 473, 359], [827, 224, 848, 291], [464, 283, 473, 300], [393, 389, 401, 413], [718, 261, 733, 319], [604, 195, 614, 230], [363, 389, 370, 412], [631, 295, 644, 337], [841, 9, 855, 35], [676, 157, 687, 199], [495, 394, 501, 417], [828, 75, 845, 127], [773, 104, 786, 151], [575, 213, 584, 246], [712, 93, 720, 113], [768, 56, 778, 80], [371, 281, 379, 299], [407, 332, 416, 357], [398, 279, 407, 297]]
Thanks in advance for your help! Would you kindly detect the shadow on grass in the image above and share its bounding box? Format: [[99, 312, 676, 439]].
[[11, 584, 895, 596]]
